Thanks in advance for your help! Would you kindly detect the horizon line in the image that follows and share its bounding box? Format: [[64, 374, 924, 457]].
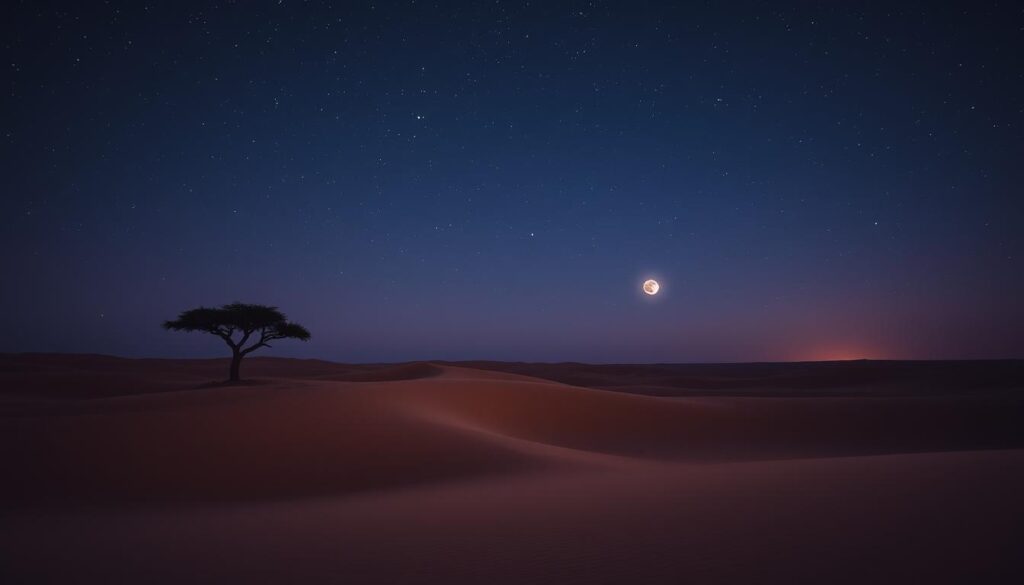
[[3, 351, 1023, 366]]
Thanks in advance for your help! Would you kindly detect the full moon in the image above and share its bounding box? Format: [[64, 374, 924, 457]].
[[642, 279, 660, 295]]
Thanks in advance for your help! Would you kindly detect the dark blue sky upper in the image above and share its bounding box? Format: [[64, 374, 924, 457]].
[[2, 1, 1022, 361]]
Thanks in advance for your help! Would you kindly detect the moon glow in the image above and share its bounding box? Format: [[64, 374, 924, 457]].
[[642, 279, 660, 295]]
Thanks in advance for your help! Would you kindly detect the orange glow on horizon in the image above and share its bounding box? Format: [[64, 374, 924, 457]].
[[801, 349, 877, 362]]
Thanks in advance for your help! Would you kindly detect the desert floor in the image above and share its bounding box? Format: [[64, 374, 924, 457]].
[[2, 354, 1023, 583]]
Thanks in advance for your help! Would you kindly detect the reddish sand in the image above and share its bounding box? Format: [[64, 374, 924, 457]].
[[2, 354, 1023, 583]]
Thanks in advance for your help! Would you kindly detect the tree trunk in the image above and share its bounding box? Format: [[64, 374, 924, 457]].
[[229, 351, 242, 382]]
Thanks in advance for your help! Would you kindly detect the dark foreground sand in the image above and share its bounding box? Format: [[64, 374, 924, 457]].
[[2, 354, 1023, 583]]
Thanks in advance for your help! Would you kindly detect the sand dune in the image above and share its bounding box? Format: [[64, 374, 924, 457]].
[[2, 354, 1023, 583]]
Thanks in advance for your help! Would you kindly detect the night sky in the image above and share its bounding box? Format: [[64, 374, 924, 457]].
[[3, 1, 1022, 363]]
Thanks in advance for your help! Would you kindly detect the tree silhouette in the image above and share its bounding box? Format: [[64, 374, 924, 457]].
[[163, 303, 311, 382]]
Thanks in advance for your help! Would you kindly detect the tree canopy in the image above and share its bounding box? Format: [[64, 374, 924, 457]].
[[163, 302, 310, 381]]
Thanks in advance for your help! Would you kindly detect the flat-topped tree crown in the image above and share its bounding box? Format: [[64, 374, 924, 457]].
[[163, 302, 310, 382]]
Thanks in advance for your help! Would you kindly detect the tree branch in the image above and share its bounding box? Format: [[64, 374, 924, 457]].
[[236, 328, 254, 351], [211, 325, 242, 350], [241, 342, 270, 355], [240, 326, 273, 355]]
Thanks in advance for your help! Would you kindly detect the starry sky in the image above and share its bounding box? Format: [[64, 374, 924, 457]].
[[2, 1, 1023, 363]]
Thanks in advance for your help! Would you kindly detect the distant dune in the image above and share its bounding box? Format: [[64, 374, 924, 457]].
[[450, 358, 1024, 396], [2, 354, 1023, 583]]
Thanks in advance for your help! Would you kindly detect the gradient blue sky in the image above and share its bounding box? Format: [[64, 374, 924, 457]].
[[2, 1, 1022, 362]]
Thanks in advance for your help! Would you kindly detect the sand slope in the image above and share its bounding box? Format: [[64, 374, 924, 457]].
[[2, 354, 1023, 583]]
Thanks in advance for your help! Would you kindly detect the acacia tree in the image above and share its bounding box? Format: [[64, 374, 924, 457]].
[[163, 303, 311, 382]]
